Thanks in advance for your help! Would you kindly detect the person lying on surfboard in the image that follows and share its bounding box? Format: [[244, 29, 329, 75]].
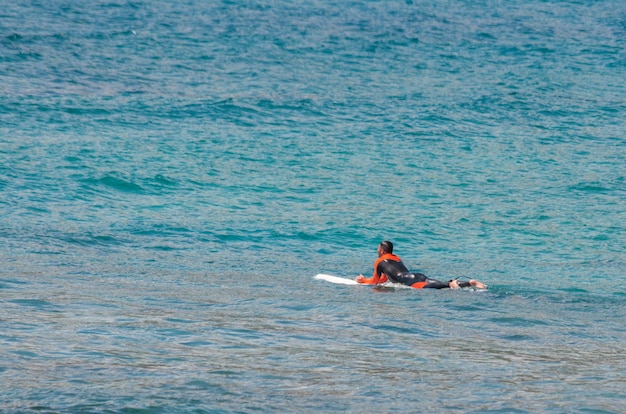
[[355, 241, 487, 289]]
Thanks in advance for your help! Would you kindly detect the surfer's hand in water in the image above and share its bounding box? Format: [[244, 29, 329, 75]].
[[355, 275, 365, 283]]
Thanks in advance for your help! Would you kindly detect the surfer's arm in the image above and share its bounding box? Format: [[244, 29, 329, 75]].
[[356, 273, 381, 284]]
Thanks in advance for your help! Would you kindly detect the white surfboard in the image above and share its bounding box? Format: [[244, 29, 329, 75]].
[[314, 273, 359, 285]]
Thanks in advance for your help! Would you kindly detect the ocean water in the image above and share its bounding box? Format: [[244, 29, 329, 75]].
[[1, 0, 625, 412]]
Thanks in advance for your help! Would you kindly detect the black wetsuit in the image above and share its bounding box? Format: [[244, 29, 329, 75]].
[[378, 257, 470, 289]]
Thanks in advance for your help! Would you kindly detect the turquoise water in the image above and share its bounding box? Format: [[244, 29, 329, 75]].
[[1, 0, 625, 412]]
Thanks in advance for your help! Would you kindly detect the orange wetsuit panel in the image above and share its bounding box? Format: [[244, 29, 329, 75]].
[[360, 253, 401, 284]]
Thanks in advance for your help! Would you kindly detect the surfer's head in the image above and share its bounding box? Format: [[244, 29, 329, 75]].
[[379, 240, 393, 254]]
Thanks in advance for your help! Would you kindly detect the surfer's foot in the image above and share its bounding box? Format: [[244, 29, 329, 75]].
[[449, 279, 460, 289], [469, 279, 487, 289]]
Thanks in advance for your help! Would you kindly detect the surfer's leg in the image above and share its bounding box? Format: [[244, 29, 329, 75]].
[[469, 279, 487, 289], [452, 279, 487, 289], [420, 278, 487, 289], [423, 280, 452, 289], [392, 272, 427, 286]]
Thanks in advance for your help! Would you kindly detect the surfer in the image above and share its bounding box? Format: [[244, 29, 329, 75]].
[[355, 241, 487, 289]]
